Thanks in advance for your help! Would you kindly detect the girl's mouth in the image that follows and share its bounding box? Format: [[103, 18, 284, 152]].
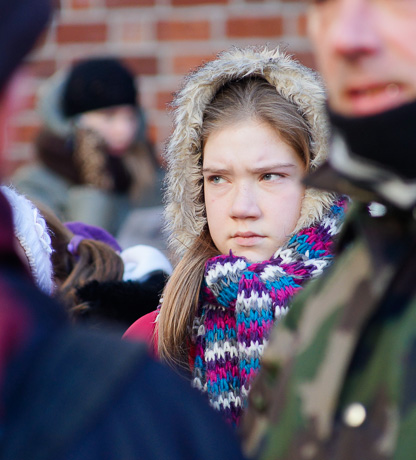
[[232, 232, 265, 246]]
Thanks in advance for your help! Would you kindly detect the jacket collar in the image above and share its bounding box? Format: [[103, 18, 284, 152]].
[[305, 132, 416, 210]]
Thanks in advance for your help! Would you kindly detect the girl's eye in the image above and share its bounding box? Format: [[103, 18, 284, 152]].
[[209, 176, 225, 184], [262, 173, 284, 181]]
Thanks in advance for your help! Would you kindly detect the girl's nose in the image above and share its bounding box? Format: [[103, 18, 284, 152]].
[[230, 183, 261, 220]]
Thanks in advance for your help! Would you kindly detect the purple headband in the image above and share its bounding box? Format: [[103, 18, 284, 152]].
[[64, 221, 122, 253], [67, 234, 85, 256]]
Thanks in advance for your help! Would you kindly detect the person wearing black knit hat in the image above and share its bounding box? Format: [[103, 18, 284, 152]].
[[10, 55, 163, 237], [0, 2, 247, 460], [63, 58, 137, 118], [62, 57, 140, 158]]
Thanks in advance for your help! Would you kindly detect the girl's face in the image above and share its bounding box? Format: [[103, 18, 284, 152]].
[[79, 105, 138, 156], [203, 119, 305, 263]]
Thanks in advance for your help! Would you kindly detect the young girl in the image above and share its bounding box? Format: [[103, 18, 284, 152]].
[[124, 47, 347, 424], [41, 206, 171, 330]]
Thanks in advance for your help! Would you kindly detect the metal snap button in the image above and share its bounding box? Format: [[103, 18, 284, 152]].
[[343, 402, 367, 427]]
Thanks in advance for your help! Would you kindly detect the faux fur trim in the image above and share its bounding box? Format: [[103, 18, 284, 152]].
[[1, 186, 54, 294], [164, 46, 333, 258]]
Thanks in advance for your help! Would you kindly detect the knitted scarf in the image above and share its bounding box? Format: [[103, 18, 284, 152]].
[[191, 196, 348, 426]]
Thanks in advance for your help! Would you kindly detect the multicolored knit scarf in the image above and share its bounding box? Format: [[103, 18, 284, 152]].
[[191, 196, 348, 426]]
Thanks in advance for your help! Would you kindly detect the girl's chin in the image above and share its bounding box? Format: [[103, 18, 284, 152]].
[[229, 248, 273, 263], [108, 145, 129, 157]]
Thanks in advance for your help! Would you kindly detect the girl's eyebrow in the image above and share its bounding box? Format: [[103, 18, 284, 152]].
[[202, 163, 297, 174], [250, 163, 297, 174], [202, 167, 229, 175]]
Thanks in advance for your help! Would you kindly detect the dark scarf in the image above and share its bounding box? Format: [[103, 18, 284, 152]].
[[328, 100, 416, 180], [36, 129, 132, 193]]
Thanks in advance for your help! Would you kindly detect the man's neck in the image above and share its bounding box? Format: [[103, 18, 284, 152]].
[[328, 101, 416, 180], [327, 101, 416, 209]]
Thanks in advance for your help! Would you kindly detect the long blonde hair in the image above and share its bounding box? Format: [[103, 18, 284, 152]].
[[158, 77, 312, 368]]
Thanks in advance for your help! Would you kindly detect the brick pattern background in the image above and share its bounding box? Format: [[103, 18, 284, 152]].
[[9, 0, 312, 178]]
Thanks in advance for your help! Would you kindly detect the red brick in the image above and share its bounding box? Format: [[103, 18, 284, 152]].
[[173, 54, 214, 74], [157, 20, 210, 41], [147, 123, 166, 164], [171, 0, 228, 5], [24, 94, 37, 111], [106, 0, 155, 7], [27, 60, 56, 78], [226, 17, 283, 38], [70, 0, 92, 9], [121, 22, 144, 42], [3, 160, 24, 179], [57, 23, 108, 43], [292, 52, 316, 70], [147, 123, 157, 145], [149, 122, 172, 147], [14, 124, 41, 144], [4, 158, 33, 178], [123, 57, 158, 76], [156, 91, 174, 111], [298, 14, 307, 36], [7, 70, 37, 110], [148, 123, 170, 165]]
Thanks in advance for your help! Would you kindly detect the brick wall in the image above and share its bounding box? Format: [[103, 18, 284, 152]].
[[9, 0, 312, 177]]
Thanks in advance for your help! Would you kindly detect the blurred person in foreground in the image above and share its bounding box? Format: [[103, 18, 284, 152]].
[[0, 1, 247, 459], [11, 56, 162, 236], [242, 1, 416, 459]]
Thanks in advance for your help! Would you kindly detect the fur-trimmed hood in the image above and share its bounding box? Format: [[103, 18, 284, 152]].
[[164, 46, 334, 259]]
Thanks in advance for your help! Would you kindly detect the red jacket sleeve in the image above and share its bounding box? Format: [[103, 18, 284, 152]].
[[123, 310, 159, 356]]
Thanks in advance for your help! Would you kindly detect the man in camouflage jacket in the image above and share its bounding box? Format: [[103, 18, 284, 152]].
[[242, 1, 416, 459]]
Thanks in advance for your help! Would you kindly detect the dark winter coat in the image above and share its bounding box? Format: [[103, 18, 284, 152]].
[[0, 191, 246, 460]]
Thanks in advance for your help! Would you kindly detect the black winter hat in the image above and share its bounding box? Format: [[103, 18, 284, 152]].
[[62, 58, 138, 118]]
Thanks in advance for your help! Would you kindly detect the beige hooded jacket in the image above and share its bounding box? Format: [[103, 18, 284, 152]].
[[164, 46, 334, 260]]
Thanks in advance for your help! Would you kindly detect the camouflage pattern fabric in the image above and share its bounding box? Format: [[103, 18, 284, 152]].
[[242, 201, 416, 460]]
